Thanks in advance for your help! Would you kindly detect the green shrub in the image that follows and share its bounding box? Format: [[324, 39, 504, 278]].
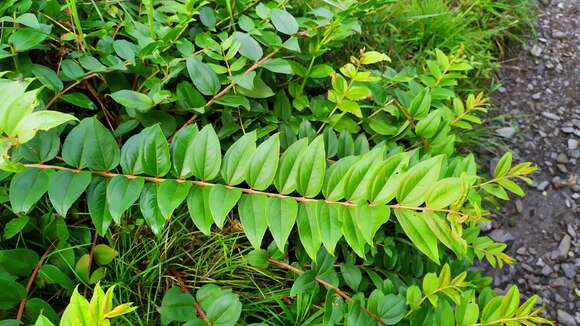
[[0, 0, 550, 325]]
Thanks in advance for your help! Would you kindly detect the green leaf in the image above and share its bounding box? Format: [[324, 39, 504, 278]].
[[408, 88, 431, 118], [353, 204, 390, 245], [247, 133, 279, 190], [48, 170, 92, 217], [246, 249, 269, 268], [87, 177, 113, 235], [215, 94, 251, 110], [341, 205, 366, 258], [262, 58, 294, 74], [62, 118, 90, 169], [18, 129, 60, 163], [206, 293, 242, 325], [318, 203, 342, 254], [228, 72, 256, 89], [9, 168, 49, 213], [416, 110, 442, 138], [113, 40, 135, 62], [500, 286, 519, 317], [84, 117, 120, 171], [394, 209, 439, 264], [209, 184, 241, 229], [396, 155, 443, 206], [494, 152, 512, 178], [221, 131, 256, 185], [187, 125, 221, 181], [159, 288, 196, 326], [199, 6, 216, 29], [106, 175, 144, 224], [60, 93, 96, 110], [425, 177, 465, 209], [406, 285, 422, 310], [275, 138, 307, 194], [233, 32, 263, 61], [171, 125, 199, 178], [271, 9, 299, 35], [456, 302, 479, 326], [343, 146, 384, 202], [187, 186, 214, 235], [3, 216, 29, 240], [497, 178, 524, 197], [340, 263, 361, 291], [267, 197, 298, 252], [157, 180, 191, 218], [297, 201, 322, 261], [15, 111, 77, 143], [176, 82, 206, 110], [93, 244, 117, 266], [377, 294, 406, 324], [368, 152, 410, 205], [140, 183, 166, 235], [237, 76, 274, 98], [31, 64, 63, 91], [110, 90, 154, 112], [290, 270, 317, 296], [186, 57, 220, 96], [9, 27, 47, 52], [140, 125, 171, 177], [296, 136, 326, 198], [120, 133, 144, 175], [0, 249, 38, 276], [310, 64, 334, 78], [34, 314, 55, 326], [0, 279, 26, 310], [238, 194, 269, 249]]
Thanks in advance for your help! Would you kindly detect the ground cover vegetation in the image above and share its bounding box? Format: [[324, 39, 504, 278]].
[[0, 0, 551, 325]]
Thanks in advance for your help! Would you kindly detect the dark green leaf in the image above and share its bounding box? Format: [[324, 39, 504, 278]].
[[48, 170, 92, 217], [271, 9, 299, 35], [139, 183, 166, 235], [140, 125, 171, 177], [9, 168, 49, 214], [267, 197, 298, 252], [187, 186, 213, 235], [186, 58, 220, 96], [87, 177, 113, 235], [238, 194, 269, 249], [247, 133, 279, 190], [209, 184, 241, 229]]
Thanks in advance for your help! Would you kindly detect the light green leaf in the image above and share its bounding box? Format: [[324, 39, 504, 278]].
[[238, 194, 269, 249], [425, 177, 465, 209], [318, 203, 342, 254], [60, 287, 90, 326], [3, 216, 29, 240], [9, 28, 47, 52], [221, 131, 256, 185], [296, 136, 326, 198], [48, 170, 92, 217], [187, 125, 221, 181], [296, 201, 321, 261], [360, 51, 390, 65], [15, 111, 77, 143], [493, 152, 512, 178], [110, 90, 154, 113], [171, 124, 199, 178], [353, 204, 390, 245], [209, 184, 241, 229], [394, 209, 439, 264], [120, 133, 143, 175], [396, 155, 443, 206], [247, 133, 279, 190], [9, 168, 49, 214], [262, 58, 294, 74], [340, 205, 366, 258], [275, 138, 308, 194], [267, 197, 298, 252]]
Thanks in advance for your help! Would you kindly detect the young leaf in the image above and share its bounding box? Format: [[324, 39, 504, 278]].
[[247, 133, 280, 190], [394, 209, 440, 264], [238, 194, 269, 249], [368, 152, 410, 205], [221, 131, 257, 186], [110, 90, 154, 113], [494, 152, 512, 178], [139, 183, 166, 236], [140, 125, 171, 177], [157, 180, 191, 218], [15, 111, 77, 144], [425, 177, 465, 209], [297, 201, 322, 261], [267, 197, 298, 252], [187, 186, 214, 235], [48, 170, 92, 217], [296, 136, 326, 198], [187, 125, 221, 181], [209, 184, 242, 229], [396, 155, 443, 206], [9, 168, 49, 214]]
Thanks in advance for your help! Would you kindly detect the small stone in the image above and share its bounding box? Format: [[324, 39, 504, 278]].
[[568, 139, 578, 150], [556, 235, 572, 259], [541, 265, 553, 276], [542, 111, 560, 120], [557, 309, 577, 326], [552, 30, 566, 39], [551, 277, 573, 288], [532, 92, 542, 100], [561, 263, 576, 278], [496, 127, 516, 138], [521, 263, 535, 273], [515, 199, 523, 213], [567, 224, 576, 237], [516, 247, 528, 255], [557, 153, 569, 164], [562, 127, 575, 134], [530, 44, 543, 57], [536, 258, 546, 267], [489, 229, 515, 243], [480, 221, 493, 232], [537, 181, 550, 191]]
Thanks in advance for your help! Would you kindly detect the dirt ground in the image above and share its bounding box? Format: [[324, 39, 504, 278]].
[[480, 0, 579, 324]]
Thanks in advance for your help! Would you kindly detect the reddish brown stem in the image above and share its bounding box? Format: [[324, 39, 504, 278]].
[[16, 242, 57, 320], [171, 269, 211, 324]]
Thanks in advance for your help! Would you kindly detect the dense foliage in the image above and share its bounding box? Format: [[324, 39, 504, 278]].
[[0, 0, 551, 325]]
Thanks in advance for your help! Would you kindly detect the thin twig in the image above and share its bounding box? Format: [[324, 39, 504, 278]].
[[268, 258, 387, 326], [171, 269, 211, 324], [16, 242, 57, 320]]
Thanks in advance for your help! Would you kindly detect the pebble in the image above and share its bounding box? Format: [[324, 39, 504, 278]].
[[569, 139, 578, 150], [552, 30, 566, 39], [557, 309, 577, 326], [537, 181, 550, 191], [541, 265, 553, 276], [530, 44, 543, 57], [560, 263, 576, 279], [496, 127, 516, 138], [542, 111, 560, 120], [562, 127, 575, 134], [557, 235, 572, 259], [532, 92, 542, 100], [557, 153, 569, 163], [489, 229, 515, 243]]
